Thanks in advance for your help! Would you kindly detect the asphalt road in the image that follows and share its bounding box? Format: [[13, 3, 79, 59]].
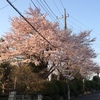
[[74, 92, 100, 100]]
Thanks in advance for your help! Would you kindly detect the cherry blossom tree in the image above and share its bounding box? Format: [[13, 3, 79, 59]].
[[0, 7, 97, 81], [0, 7, 98, 98], [47, 31, 97, 79]]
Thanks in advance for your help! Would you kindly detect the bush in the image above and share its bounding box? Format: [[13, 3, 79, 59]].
[[70, 81, 78, 97], [40, 80, 68, 96], [49, 80, 67, 99], [43, 96, 52, 100], [85, 80, 91, 91], [41, 81, 59, 95], [53, 80, 67, 96], [76, 80, 83, 94], [52, 95, 60, 100]]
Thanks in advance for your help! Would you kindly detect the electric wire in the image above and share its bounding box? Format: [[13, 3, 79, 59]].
[[6, 0, 100, 51], [33, 0, 63, 29], [58, 0, 100, 58], [43, 0, 57, 18], [43, 0, 64, 28], [58, 0, 85, 31], [30, 0, 38, 9], [31, 0, 55, 22], [68, 19, 83, 30], [31, 0, 64, 29], [0, 0, 16, 11], [32, 0, 55, 22], [59, 0, 65, 9], [46, 1, 100, 61], [68, 16, 100, 51], [42, 0, 64, 27], [59, 0, 100, 38], [69, 15, 100, 37], [30, 1, 63, 35], [6, 0, 55, 48], [52, 0, 62, 15], [37, 0, 56, 22], [58, 0, 100, 41], [58, 0, 92, 31], [52, 0, 100, 42], [69, 15, 91, 30], [59, 0, 100, 37], [51, 0, 99, 49], [68, 14, 100, 45]]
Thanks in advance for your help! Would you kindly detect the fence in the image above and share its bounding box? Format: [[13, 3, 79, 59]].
[[8, 91, 43, 100]]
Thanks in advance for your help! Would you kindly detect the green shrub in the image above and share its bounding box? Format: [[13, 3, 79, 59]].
[[52, 95, 60, 100], [85, 80, 91, 91], [70, 81, 78, 97], [76, 80, 83, 94], [41, 81, 59, 95], [89, 81, 95, 89], [43, 96, 52, 100], [53, 80, 67, 95]]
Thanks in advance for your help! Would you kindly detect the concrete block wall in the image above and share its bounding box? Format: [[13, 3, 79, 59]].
[[8, 91, 43, 100], [8, 91, 16, 100]]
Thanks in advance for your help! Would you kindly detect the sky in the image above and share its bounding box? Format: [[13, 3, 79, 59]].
[[0, 0, 100, 65]]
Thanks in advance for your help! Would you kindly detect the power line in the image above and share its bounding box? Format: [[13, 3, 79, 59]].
[[43, 0, 57, 18], [59, 0, 65, 9], [30, 0, 38, 9], [58, 0, 90, 30], [31, 0, 56, 22], [37, 0, 56, 22], [0, 0, 17, 11], [58, 1, 100, 39], [68, 19, 84, 30], [58, 0, 100, 35], [43, 0, 64, 28], [42, 0, 64, 27], [71, 15, 100, 36], [51, 0, 100, 56], [6, 0, 55, 48], [67, 17, 100, 52], [58, 0, 100, 39], [69, 15, 91, 30], [59, 1, 87, 30], [69, 15, 100, 40], [52, 0, 62, 15], [32, 0, 64, 28], [6, 0, 100, 52]]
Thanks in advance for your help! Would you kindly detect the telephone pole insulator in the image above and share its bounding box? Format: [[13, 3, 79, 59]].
[[56, 8, 69, 30]]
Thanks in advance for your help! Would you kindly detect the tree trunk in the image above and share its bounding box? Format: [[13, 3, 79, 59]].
[[14, 77, 17, 90], [2, 83, 5, 94]]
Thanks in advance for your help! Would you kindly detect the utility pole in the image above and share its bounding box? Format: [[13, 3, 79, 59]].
[[56, 8, 68, 30], [64, 8, 67, 30], [63, 9, 71, 100], [57, 8, 70, 100]]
